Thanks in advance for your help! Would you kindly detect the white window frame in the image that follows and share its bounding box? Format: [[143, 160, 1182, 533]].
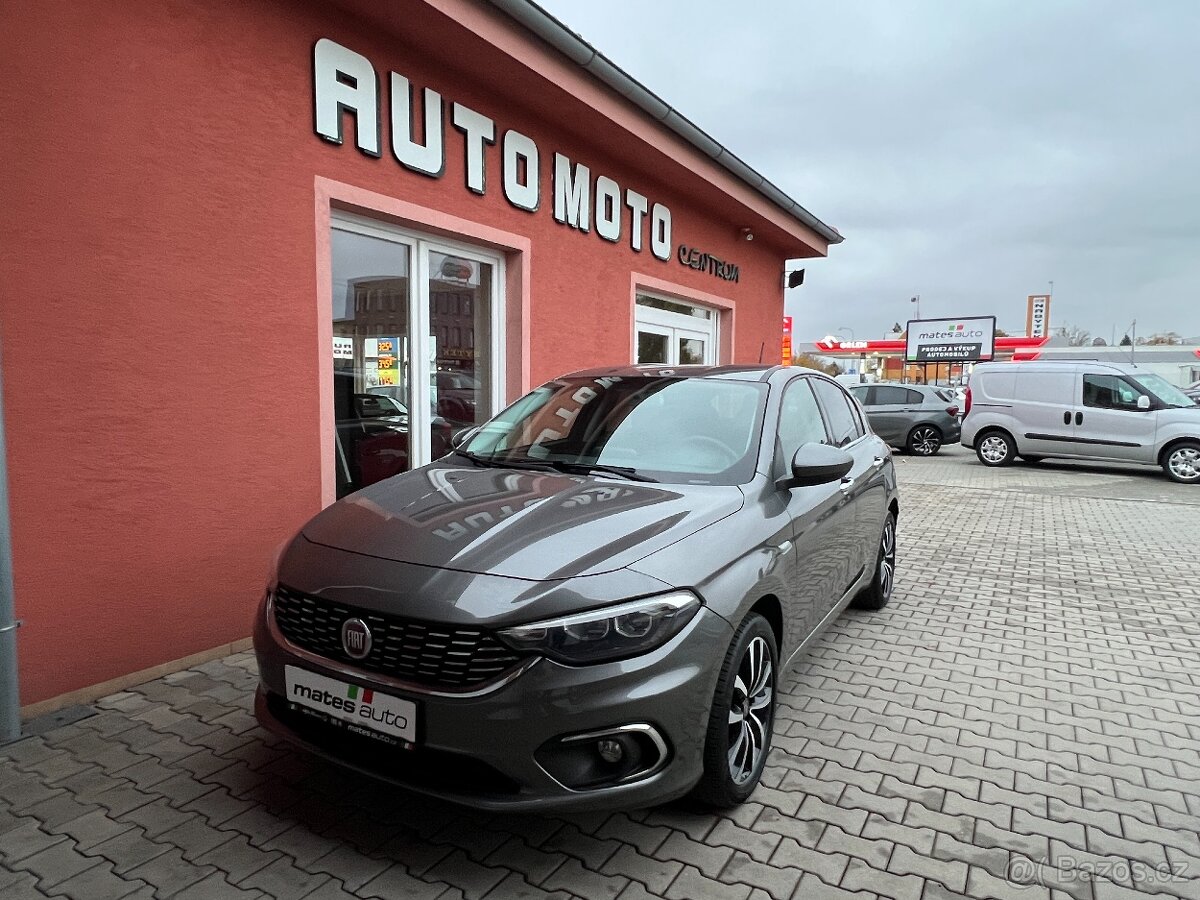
[[331, 211, 506, 467], [634, 293, 719, 365]]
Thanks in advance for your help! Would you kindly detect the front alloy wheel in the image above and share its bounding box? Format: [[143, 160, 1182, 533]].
[[727, 637, 773, 786], [907, 426, 942, 456], [692, 613, 777, 807], [1164, 443, 1200, 484]]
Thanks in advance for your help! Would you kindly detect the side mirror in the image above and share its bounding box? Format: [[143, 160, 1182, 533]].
[[450, 425, 480, 449], [781, 442, 854, 489], [1136, 395, 1151, 410]]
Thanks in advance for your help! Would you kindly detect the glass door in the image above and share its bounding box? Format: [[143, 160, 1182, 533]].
[[330, 225, 416, 498], [330, 215, 504, 497], [417, 243, 501, 466]]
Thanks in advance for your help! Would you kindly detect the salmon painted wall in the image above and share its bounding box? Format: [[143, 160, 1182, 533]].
[[0, 0, 822, 704]]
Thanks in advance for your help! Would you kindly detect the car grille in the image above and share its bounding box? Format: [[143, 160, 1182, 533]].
[[271, 585, 525, 689]]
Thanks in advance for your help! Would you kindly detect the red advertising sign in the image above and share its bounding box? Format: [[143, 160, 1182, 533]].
[[782, 317, 793, 365]]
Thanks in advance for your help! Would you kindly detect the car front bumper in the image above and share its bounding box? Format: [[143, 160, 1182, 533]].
[[253, 596, 734, 812]]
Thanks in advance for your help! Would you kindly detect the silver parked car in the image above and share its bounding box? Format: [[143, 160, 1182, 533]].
[[847, 383, 962, 456], [962, 361, 1200, 483], [254, 365, 900, 810]]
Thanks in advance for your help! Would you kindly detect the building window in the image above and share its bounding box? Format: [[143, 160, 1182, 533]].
[[634, 293, 717, 365]]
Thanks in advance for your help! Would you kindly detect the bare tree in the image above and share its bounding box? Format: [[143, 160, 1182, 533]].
[[792, 352, 842, 376], [1144, 331, 1183, 345], [1055, 323, 1092, 346]]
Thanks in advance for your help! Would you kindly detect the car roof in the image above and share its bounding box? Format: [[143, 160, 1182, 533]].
[[558, 364, 824, 384], [973, 360, 1145, 376]]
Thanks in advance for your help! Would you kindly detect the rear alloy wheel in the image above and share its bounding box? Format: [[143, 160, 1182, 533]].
[[1164, 442, 1200, 484], [692, 614, 777, 807], [906, 425, 942, 456], [852, 512, 896, 611], [976, 431, 1015, 467]]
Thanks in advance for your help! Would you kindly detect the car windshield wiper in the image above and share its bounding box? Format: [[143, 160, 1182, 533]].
[[467, 452, 657, 482], [454, 447, 657, 482], [451, 448, 501, 467], [541, 461, 658, 482]]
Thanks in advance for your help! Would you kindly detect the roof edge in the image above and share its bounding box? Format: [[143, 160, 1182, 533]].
[[486, 0, 843, 244]]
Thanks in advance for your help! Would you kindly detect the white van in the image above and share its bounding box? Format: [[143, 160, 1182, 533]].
[[961, 361, 1200, 484]]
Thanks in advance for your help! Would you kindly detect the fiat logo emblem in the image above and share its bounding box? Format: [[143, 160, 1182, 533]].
[[341, 618, 372, 660]]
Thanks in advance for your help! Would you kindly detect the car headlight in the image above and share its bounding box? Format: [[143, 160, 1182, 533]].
[[496, 591, 701, 665]]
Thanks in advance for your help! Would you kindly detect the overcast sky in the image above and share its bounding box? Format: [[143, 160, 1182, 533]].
[[538, 0, 1200, 344]]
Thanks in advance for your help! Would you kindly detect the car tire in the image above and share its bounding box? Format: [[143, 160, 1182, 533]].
[[976, 430, 1016, 467], [906, 425, 942, 456], [852, 511, 897, 611], [692, 613, 777, 808], [1162, 441, 1200, 484]]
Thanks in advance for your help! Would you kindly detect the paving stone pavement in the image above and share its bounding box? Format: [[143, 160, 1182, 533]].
[[3, 446, 1198, 900]]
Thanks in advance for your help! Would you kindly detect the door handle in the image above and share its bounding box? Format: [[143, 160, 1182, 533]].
[[1075, 411, 1083, 425], [871, 456, 886, 468], [1063, 411, 1071, 425], [839, 476, 854, 493]]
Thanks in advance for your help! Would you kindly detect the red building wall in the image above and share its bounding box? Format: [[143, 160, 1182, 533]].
[[0, 0, 820, 704]]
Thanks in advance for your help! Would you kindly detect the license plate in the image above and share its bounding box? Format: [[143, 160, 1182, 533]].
[[284, 666, 417, 743]]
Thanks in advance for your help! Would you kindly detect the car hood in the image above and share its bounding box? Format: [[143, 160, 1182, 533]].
[[301, 461, 745, 581]]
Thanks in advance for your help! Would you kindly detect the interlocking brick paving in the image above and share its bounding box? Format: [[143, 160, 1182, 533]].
[[3, 446, 1197, 899]]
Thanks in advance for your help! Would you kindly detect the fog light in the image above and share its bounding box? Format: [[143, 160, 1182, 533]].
[[535, 724, 670, 790], [597, 739, 624, 764]]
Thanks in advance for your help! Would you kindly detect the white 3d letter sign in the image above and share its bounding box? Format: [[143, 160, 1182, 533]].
[[312, 39, 675, 261]]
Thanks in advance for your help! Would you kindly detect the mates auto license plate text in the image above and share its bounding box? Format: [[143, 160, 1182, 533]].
[[284, 665, 417, 743]]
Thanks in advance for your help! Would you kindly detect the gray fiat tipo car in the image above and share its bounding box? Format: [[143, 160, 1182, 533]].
[[254, 365, 900, 810]]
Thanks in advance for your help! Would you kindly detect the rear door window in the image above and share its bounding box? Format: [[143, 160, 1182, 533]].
[[848, 385, 871, 406], [873, 386, 909, 406]]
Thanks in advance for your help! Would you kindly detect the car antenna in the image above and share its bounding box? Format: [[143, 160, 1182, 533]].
[[758, 341, 765, 363]]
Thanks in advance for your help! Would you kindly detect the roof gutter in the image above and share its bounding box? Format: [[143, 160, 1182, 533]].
[[486, 0, 843, 245]]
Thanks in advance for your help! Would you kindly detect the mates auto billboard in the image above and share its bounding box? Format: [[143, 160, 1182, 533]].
[[905, 316, 997, 362]]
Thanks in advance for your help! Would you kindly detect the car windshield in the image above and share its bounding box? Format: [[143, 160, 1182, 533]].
[[1132, 374, 1196, 407], [461, 375, 767, 484], [437, 372, 481, 390], [355, 394, 407, 417]]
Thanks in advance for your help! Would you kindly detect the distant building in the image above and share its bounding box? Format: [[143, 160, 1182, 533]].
[[1033, 338, 1200, 387]]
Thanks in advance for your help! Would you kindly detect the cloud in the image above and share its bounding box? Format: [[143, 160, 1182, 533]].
[[537, 0, 1200, 341]]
